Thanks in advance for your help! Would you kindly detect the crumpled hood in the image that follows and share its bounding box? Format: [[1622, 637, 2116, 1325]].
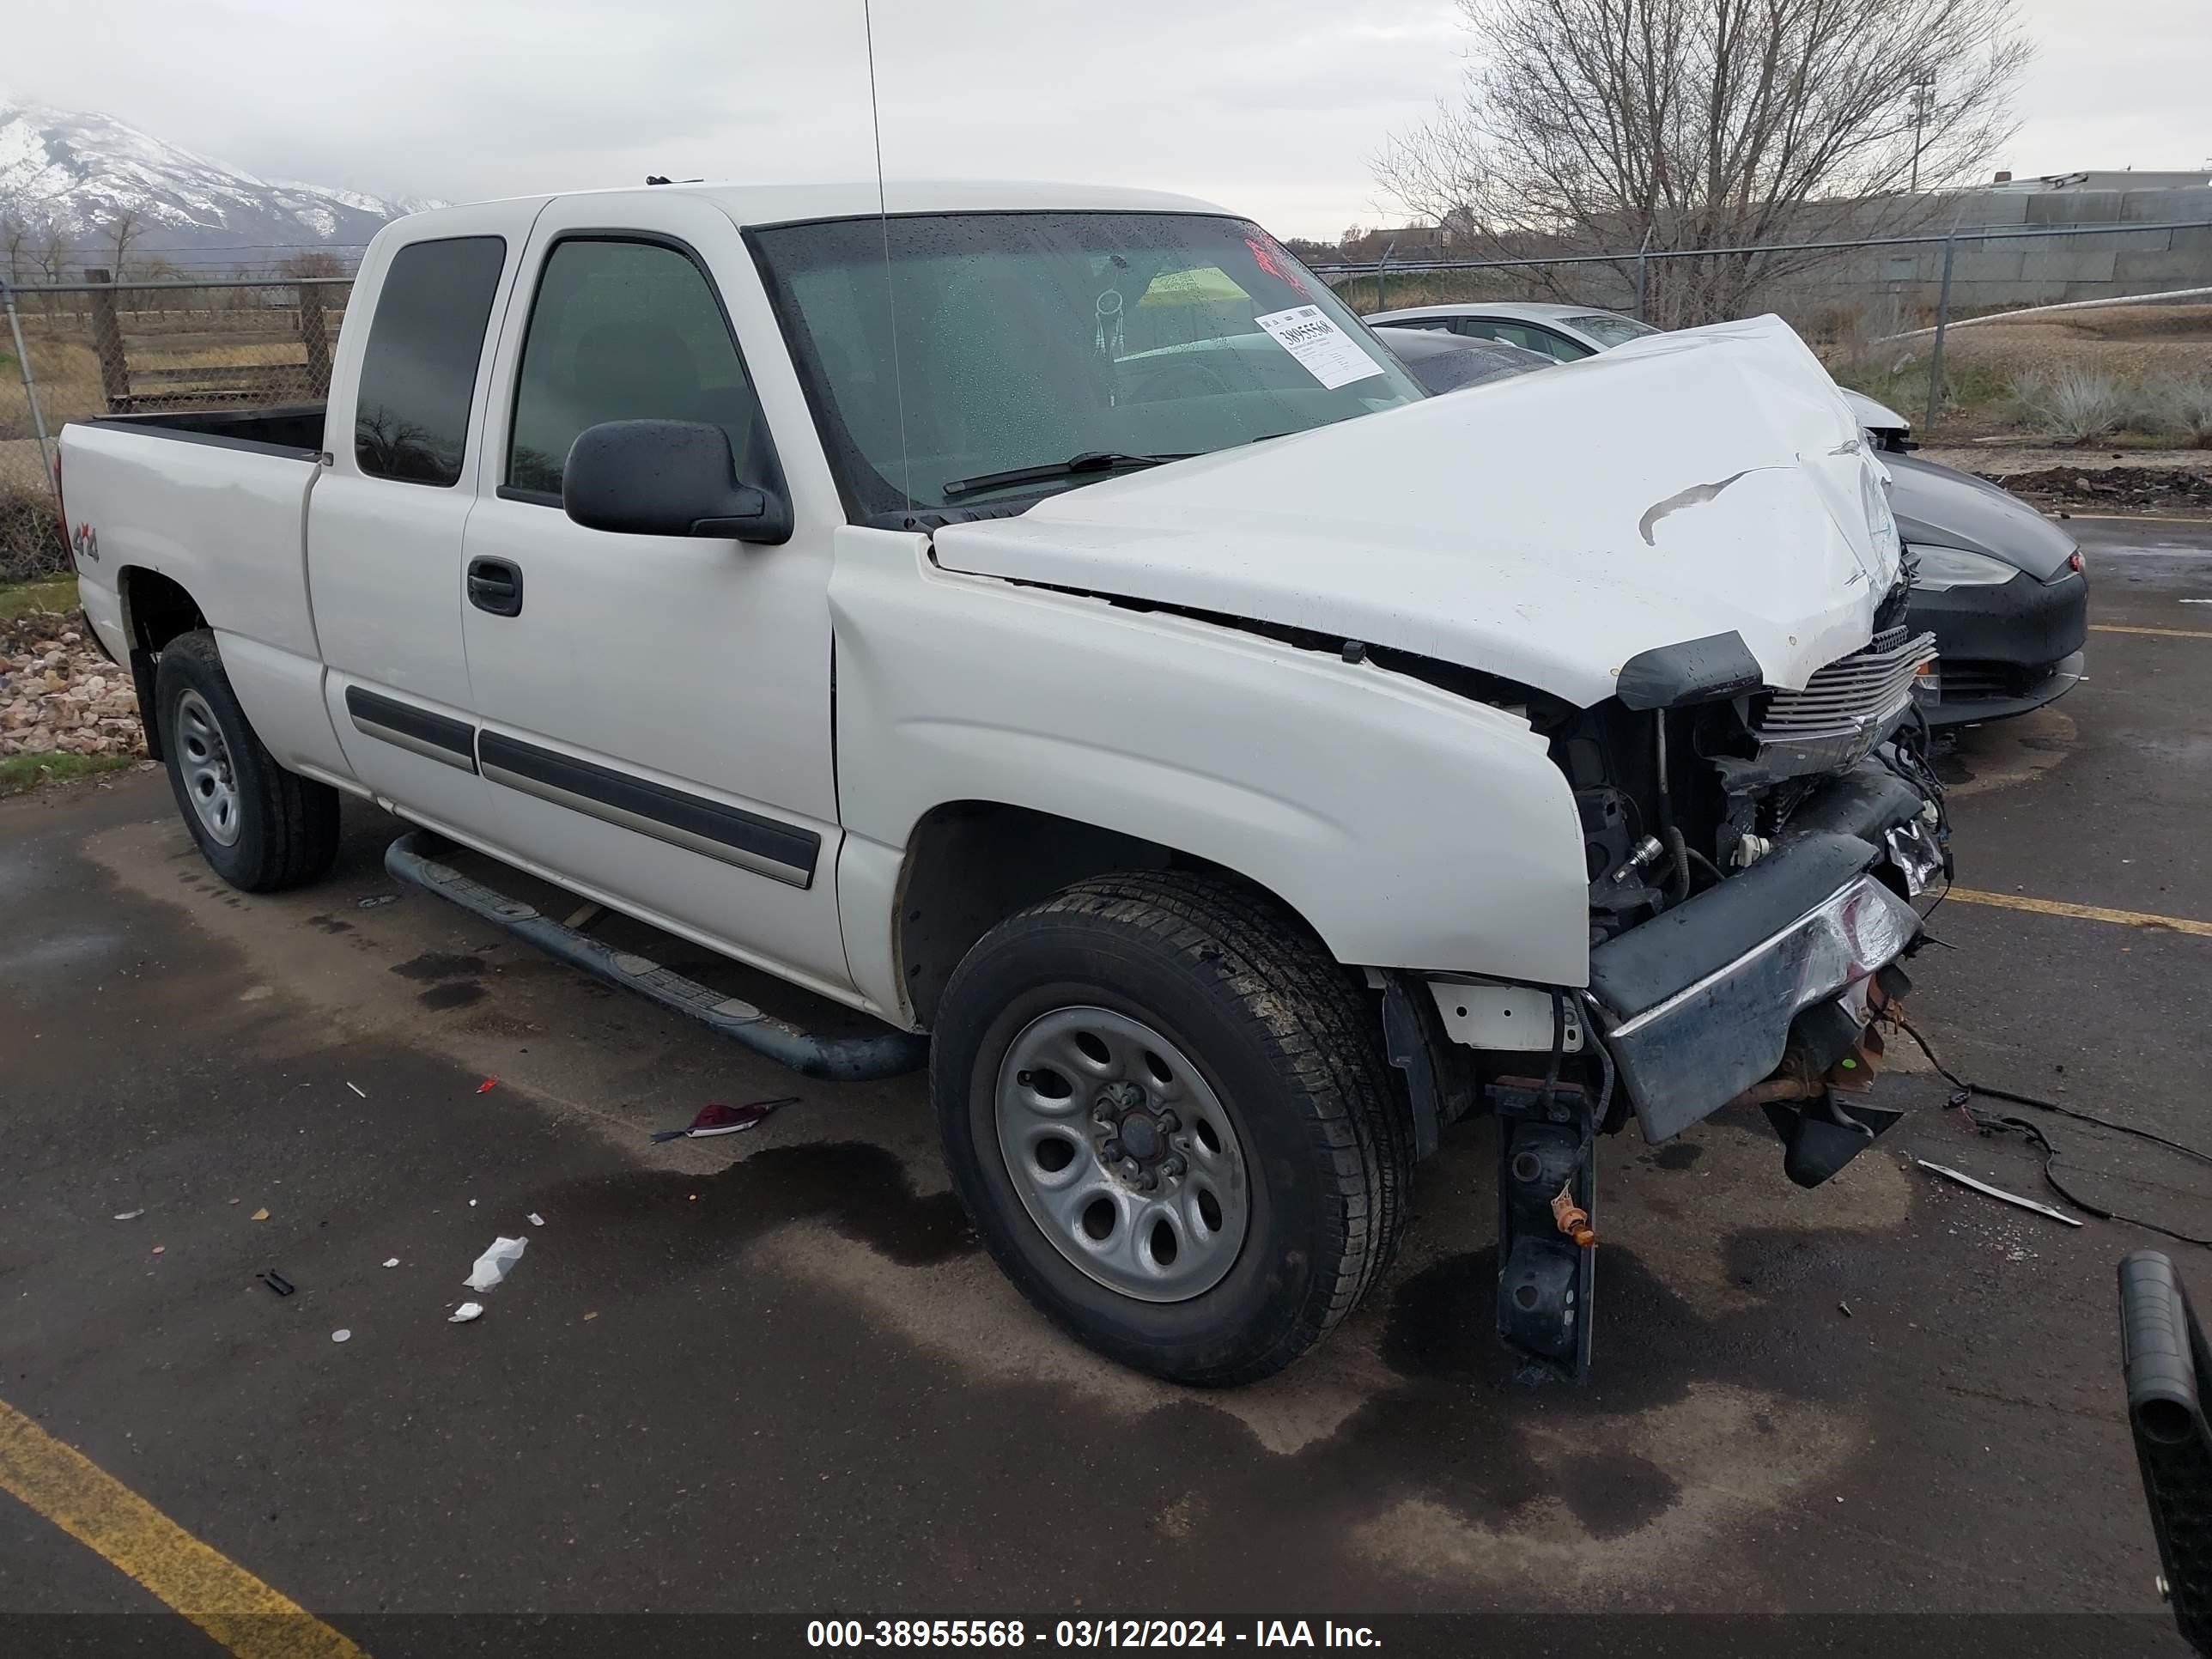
[[933, 315, 1901, 707], [1885, 451, 2079, 582]]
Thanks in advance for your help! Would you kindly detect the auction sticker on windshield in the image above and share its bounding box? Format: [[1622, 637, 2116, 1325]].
[[1253, 305, 1382, 390]]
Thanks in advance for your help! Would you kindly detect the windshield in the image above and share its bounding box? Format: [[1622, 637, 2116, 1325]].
[[1567, 312, 1659, 349], [751, 212, 1423, 518]]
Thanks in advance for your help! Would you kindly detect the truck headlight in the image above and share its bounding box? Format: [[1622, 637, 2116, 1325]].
[[1908, 544, 2015, 592]]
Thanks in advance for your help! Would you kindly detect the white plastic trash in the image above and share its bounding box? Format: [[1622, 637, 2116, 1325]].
[[448, 1303, 483, 1323], [464, 1236, 527, 1292]]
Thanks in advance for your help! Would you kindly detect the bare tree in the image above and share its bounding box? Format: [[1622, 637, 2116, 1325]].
[[1374, 0, 2031, 325], [106, 208, 144, 276], [33, 226, 70, 285], [2, 218, 22, 287]]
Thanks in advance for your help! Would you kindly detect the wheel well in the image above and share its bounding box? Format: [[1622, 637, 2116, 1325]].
[[895, 802, 1196, 1029], [118, 568, 206, 655], [117, 568, 207, 762]]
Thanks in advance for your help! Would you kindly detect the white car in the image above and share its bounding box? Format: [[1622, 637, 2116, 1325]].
[[1370, 300, 1914, 447], [60, 181, 1941, 1388]]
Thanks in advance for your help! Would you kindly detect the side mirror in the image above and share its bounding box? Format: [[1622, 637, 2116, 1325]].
[[561, 419, 792, 544]]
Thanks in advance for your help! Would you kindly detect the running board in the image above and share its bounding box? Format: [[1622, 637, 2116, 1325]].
[[384, 830, 927, 1082]]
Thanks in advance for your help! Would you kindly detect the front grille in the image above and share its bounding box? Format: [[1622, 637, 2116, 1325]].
[[1753, 626, 1939, 748]]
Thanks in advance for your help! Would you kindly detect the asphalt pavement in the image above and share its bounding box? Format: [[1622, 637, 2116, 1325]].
[[2, 517, 2208, 1654]]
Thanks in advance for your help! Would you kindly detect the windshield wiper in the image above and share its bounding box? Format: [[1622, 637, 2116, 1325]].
[[940, 450, 1193, 501]]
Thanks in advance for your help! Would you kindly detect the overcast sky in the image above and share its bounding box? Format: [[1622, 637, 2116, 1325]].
[[9, 0, 2209, 240]]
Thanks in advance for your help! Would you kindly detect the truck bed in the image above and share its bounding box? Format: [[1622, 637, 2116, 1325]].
[[64, 409, 330, 744]]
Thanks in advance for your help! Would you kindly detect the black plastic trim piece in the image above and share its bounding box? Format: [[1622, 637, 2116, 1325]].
[[494, 485, 562, 507], [343, 686, 478, 772], [1614, 630, 1765, 710], [130, 647, 163, 763], [477, 731, 820, 884]]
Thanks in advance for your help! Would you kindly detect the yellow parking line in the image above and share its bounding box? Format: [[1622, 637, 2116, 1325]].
[[0, 1396, 365, 1659], [2089, 624, 2212, 640], [1947, 888, 2212, 939]]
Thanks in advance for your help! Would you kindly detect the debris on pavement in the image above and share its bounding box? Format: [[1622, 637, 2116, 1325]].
[[112, 1209, 144, 1221], [151, 1245, 165, 1255], [331, 1328, 350, 1343], [356, 894, 399, 909], [448, 1302, 483, 1324], [250, 1207, 270, 1222], [527, 1212, 544, 1227], [651, 1097, 799, 1142], [1916, 1158, 2083, 1227], [346, 1081, 367, 1098], [1838, 1301, 1853, 1318], [476, 1078, 498, 1094], [382, 1257, 400, 1268], [465, 1236, 528, 1291], [258, 1270, 295, 1297]]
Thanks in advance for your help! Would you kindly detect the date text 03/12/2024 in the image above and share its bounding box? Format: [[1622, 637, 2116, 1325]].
[[805, 1620, 1382, 1649]]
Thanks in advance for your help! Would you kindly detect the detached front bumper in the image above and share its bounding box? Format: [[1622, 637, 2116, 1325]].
[[1584, 763, 1933, 1143]]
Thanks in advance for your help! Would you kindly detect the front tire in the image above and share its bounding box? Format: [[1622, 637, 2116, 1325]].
[[931, 871, 1411, 1387], [155, 629, 339, 892]]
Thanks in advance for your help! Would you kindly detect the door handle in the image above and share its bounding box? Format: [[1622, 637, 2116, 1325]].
[[467, 556, 524, 617]]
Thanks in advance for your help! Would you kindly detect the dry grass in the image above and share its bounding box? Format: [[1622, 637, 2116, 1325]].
[[1935, 306, 2212, 380], [1, 336, 109, 428], [1826, 303, 2212, 441]]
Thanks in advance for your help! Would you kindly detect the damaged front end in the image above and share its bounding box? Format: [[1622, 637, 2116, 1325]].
[[1411, 578, 1948, 1385], [1579, 574, 1945, 1156]]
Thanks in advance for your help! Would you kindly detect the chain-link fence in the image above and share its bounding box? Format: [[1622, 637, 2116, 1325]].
[[1, 273, 351, 580], [1316, 216, 2212, 434]]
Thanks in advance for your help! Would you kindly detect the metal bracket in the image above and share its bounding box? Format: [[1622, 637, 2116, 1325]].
[[1428, 979, 1584, 1053]]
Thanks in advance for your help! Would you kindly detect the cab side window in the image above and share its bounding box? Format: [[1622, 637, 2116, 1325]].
[[354, 236, 507, 486], [506, 237, 772, 500]]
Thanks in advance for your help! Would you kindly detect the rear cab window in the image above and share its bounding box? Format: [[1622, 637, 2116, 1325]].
[[353, 236, 507, 485]]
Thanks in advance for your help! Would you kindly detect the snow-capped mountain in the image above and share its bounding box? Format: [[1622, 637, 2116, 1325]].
[[0, 94, 418, 268]]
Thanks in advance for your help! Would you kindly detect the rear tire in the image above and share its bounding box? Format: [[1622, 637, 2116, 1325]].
[[155, 629, 339, 893], [931, 870, 1411, 1387]]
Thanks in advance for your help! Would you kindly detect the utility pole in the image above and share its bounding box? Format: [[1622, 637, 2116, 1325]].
[[1909, 76, 1938, 195]]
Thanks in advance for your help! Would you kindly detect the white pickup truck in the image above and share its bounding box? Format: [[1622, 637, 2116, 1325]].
[[62, 180, 1948, 1387]]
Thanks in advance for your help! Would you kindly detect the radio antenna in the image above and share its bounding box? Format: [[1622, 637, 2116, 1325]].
[[861, 0, 913, 516]]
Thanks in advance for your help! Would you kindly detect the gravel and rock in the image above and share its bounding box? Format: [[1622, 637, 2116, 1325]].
[[0, 610, 145, 759]]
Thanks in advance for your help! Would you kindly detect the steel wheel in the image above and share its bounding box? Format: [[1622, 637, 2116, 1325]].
[[173, 688, 242, 847], [994, 1006, 1249, 1303]]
